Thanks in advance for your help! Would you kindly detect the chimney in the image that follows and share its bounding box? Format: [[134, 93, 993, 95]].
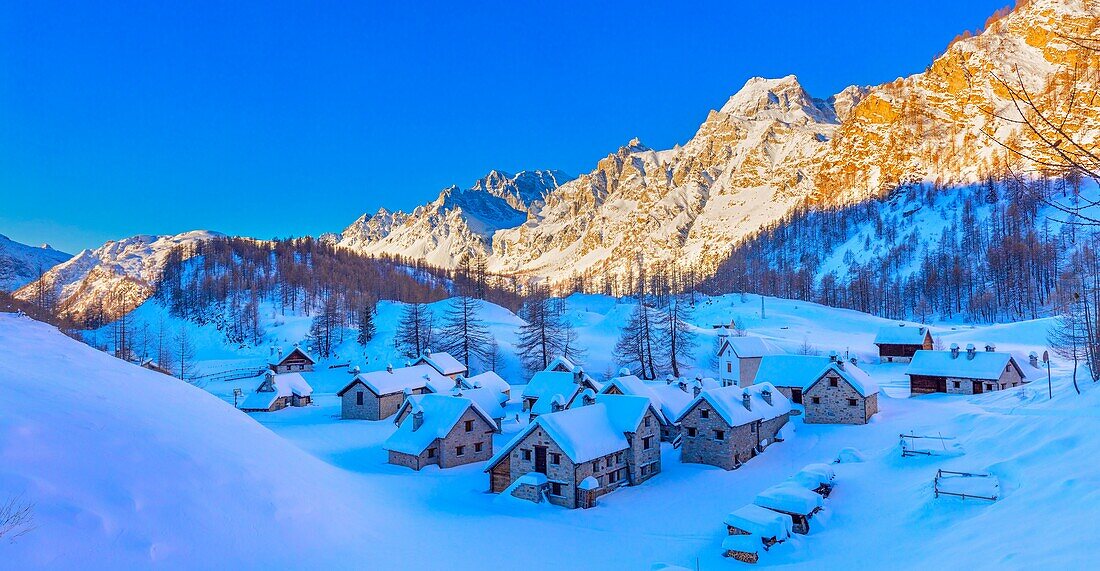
[[573, 366, 585, 385], [412, 407, 424, 431], [693, 383, 702, 397], [387, 363, 394, 373], [950, 343, 960, 359], [454, 375, 464, 390], [550, 394, 566, 412], [849, 356, 859, 366], [1029, 351, 1039, 368], [581, 389, 596, 406], [829, 351, 839, 363], [966, 344, 976, 360], [761, 388, 772, 405], [262, 370, 275, 391], [678, 378, 689, 393], [742, 392, 752, 411], [984, 344, 996, 353]]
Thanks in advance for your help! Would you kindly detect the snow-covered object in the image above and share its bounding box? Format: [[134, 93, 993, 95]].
[[810, 361, 879, 397], [523, 371, 581, 402], [675, 382, 791, 426], [907, 350, 1026, 381], [0, 233, 71, 291], [454, 386, 507, 418], [578, 476, 599, 491], [754, 355, 833, 390], [547, 355, 580, 372], [13, 230, 222, 320], [415, 351, 467, 377], [724, 504, 793, 540], [800, 463, 836, 481], [354, 364, 451, 396], [718, 336, 784, 359], [383, 394, 496, 455], [754, 484, 825, 516], [239, 372, 312, 410], [835, 447, 866, 464], [462, 370, 511, 396], [720, 534, 761, 555], [602, 374, 693, 424], [873, 324, 931, 346]]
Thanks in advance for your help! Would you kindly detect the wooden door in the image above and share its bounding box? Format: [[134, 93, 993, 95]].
[[792, 388, 802, 404], [534, 446, 548, 474], [972, 380, 983, 394]]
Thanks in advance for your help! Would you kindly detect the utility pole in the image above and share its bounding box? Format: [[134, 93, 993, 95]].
[[760, 296, 765, 319], [1043, 350, 1051, 400]]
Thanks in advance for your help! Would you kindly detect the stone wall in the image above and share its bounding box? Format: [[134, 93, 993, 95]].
[[739, 357, 762, 387], [436, 407, 495, 469], [340, 381, 379, 420], [499, 425, 582, 508], [388, 449, 430, 471], [626, 409, 663, 484], [804, 370, 874, 424], [679, 401, 788, 470]]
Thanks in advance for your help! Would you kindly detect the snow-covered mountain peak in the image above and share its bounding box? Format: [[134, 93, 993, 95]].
[[0, 234, 73, 291], [718, 75, 837, 125]]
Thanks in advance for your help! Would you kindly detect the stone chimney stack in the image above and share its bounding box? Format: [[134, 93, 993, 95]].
[[966, 343, 976, 360], [693, 383, 702, 398], [1029, 352, 1039, 368], [387, 363, 394, 373], [573, 367, 585, 385], [761, 388, 772, 405], [850, 356, 859, 366], [550, 394, 566, 413], [581, 389, 596, 406], [454, 375, 464, 390], [829, 351, 839, 363], [984, 344, 996, 352], [742, 392, 752, 411], [412, 407, 424, 431], [950, 343, 960, 359]]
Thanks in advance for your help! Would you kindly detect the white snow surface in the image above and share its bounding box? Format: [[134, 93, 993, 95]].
[[908, 350, 1024, 381]]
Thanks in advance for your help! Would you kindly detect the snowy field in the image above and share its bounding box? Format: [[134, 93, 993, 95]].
[[2, 294, 1099, 569]]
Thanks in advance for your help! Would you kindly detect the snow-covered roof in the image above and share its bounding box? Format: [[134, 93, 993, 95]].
[[578, 476, 599, 490], [874, 324, 931, 346], [415, 351, 467, 376], [754, 355, 833, 389], [523, 370, 581, 401], [546, 355, 578, 372], [906, 350, 1022, 381], [240, 372, 312, 410], [754, 484, 824, 515], [724, 504, 793, 539], [452, 386, 506, 419], [601, 375, 692, 423], [462, 371, 510, 395], [593, 394, 661, 432], [675, 382, 791, 426], [347, 364, 452, 396], [807, 361, 879, 397], [718, 335, 784, 359], [272, 346, 315, 366], [383, 394, 496, 456], [721, 534, 760, 554], [531, 392, 572, 415], [1010, 350, 1044, 375], [487, 400, 639, 468]]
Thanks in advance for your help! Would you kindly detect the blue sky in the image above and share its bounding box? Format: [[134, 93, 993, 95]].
[[1, 0, 1010, 253]]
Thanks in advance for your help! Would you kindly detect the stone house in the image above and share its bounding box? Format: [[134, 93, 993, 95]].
[[753, 484, 824, 534], [803, 357, 879, 425], [383, 394, 497, 471], [676, 383, 791, 470], [449, 385, 507, 431], [485, 394, 663, 509], [906, 344, 1027, 395], [412, 351, 467, 379], [752, 355, 832, 405], [873, 324, 933, 363], [270, 345, 315, 374], [460, 370, 512, 400], [337, 363, 451, 420], [239, 370, 313, 412], [601, 368, 693, 442], [716, 332, 784, 387]]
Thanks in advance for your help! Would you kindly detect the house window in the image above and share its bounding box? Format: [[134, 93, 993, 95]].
[[522, 449, 532, 461], [549, 482, 563, 496], [641, 465, 648, 476], [550, 452, 561, 465], [593, 459, 600, 471], [847, 398, 857, 406], [356, 391, 363, 405], [456, 445, 465, 456], [829, 378, 838, 387], [986, 383, 993, 391], [475, 442, 484, 452], [727, 363, 732, 373], [750, 423, 756, 433], [811, 397, 821, 404], [701, 409, 710, 419], [643, 436, 653, 450], [464, 420, 474, 432], [615, 452, 623, 463], [608, 470, 618, 484], [714, 430, 725, 441], [953, 381, 961, 389], [686, 427, 697, 437], [644, 416, 651, 427], [427, 448, 436, 458]]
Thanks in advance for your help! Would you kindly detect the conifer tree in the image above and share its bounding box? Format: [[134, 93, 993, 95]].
[[357, 304, 376, 346], [438, 295, 493, 371]]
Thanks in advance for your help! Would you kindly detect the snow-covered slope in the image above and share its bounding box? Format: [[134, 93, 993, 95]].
[[0, 234, 71, 291], [338, 169, 571, 267], [14, 231, 222, 320]]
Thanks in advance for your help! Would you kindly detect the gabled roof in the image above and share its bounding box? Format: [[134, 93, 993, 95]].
[[593, 393, 664, 431], [601, 374, 693, 424], [754, 355, 833, 390], [340, 364, 451, 397], [240, 372, 312, 410], [546, 355, 578, 372], [486, 401, 635, 469], [873, 324, 931, 346], [674, 382, 791, 426], [461, 371, 510, 395], [522, 370, 581, 401], [718, 336, 784, 359], [451, 386, 507, 418], [272, 346, 315, 366], [806, 361, 879, 397], [383, 394, 496, 456], [415, 352, 467, 376], [906, 350, 1023, 381]]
